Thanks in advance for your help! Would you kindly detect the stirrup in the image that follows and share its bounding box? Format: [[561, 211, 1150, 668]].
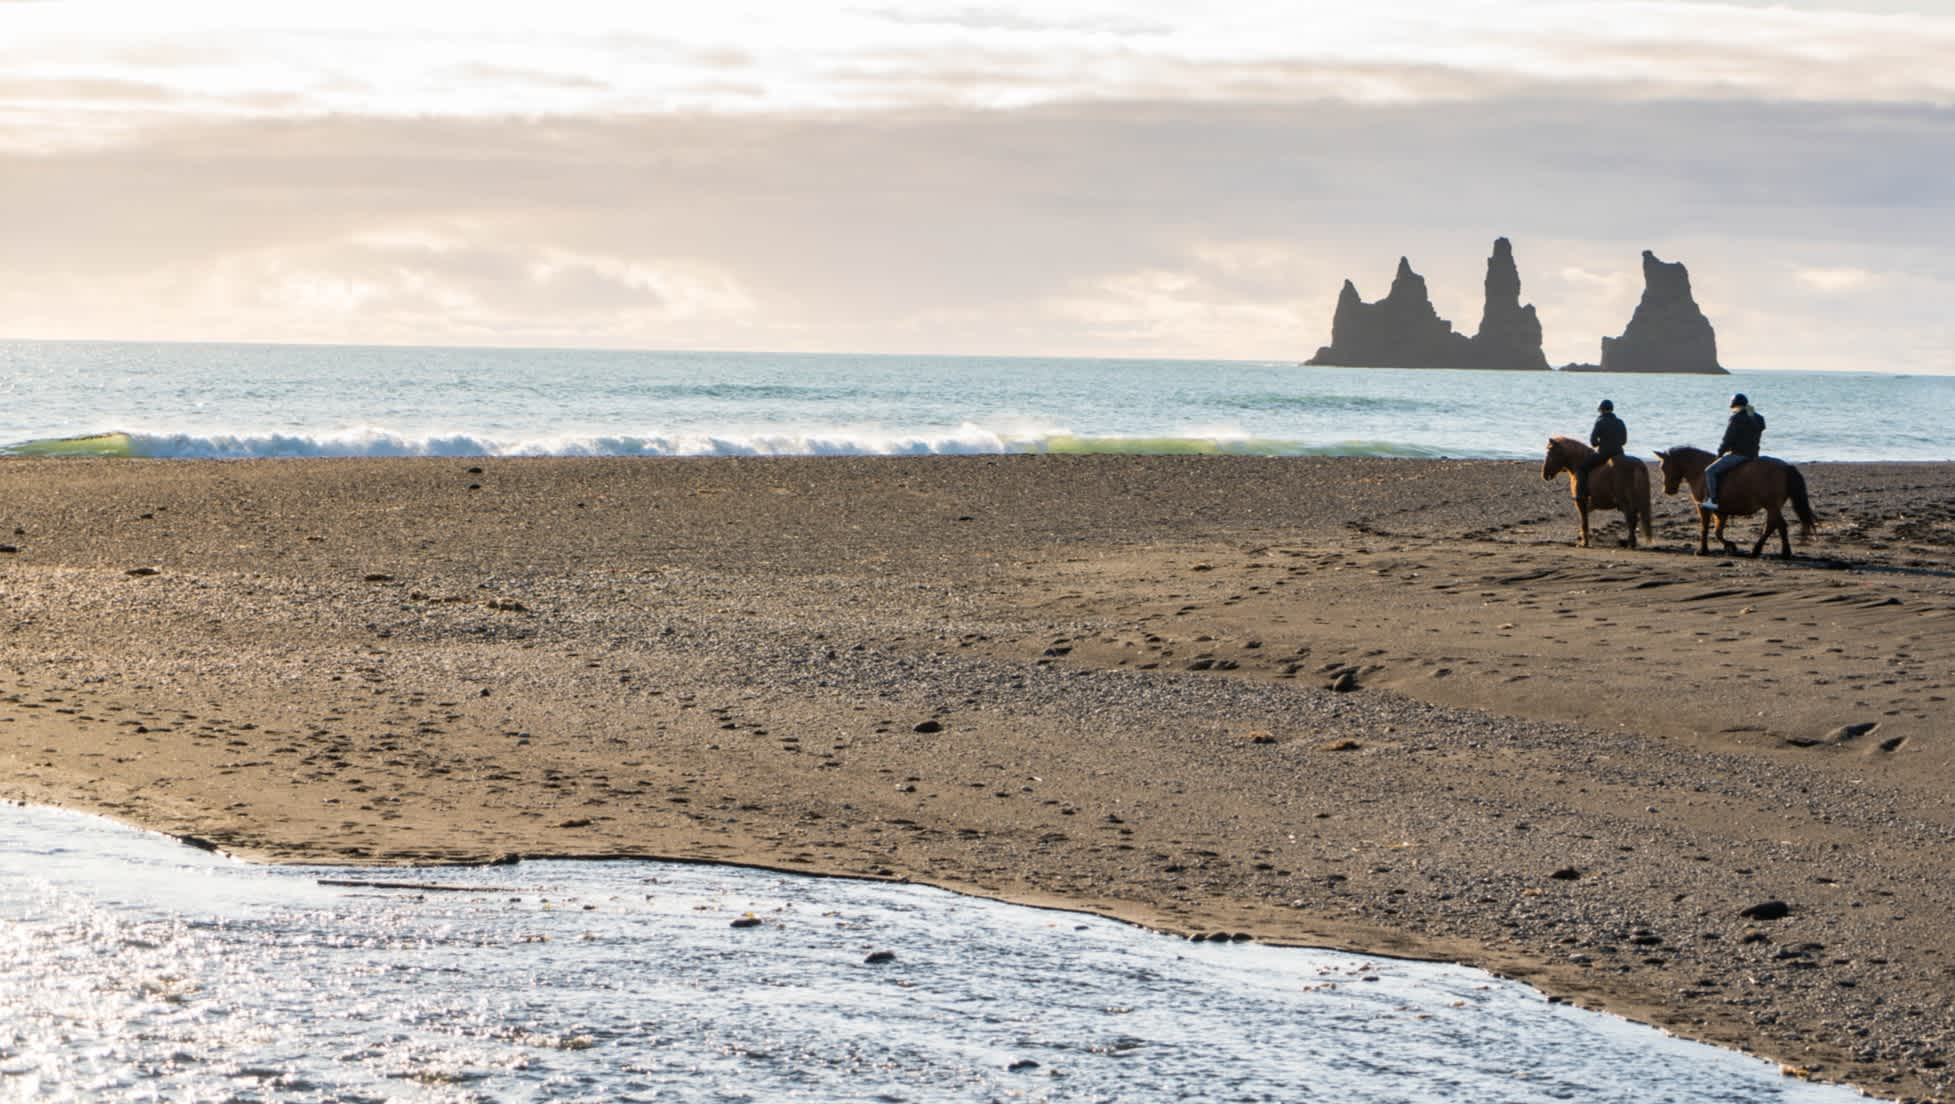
[[1702, 499, 1718, 512]]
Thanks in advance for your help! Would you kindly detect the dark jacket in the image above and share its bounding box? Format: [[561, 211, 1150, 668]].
[[1718, 409, 1765, 458], [1589, 412, 1627, 453]]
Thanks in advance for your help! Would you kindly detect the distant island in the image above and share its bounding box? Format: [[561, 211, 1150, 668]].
[[1305, 238, 1547, 371], [1305, 241, 1728, 374]]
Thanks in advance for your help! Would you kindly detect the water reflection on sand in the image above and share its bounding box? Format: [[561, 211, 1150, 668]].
[[1, 804, 1862, 1103]]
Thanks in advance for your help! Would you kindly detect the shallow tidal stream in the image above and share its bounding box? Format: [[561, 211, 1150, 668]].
[[0, 804, 1862, 1103]]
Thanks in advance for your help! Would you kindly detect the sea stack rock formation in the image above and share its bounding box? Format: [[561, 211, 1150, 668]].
[[1595, 250, 1726, 374], [1469, 238, 1550, 372], [1305, 258, 1473, 368], [1305, 240, 1547, 370]]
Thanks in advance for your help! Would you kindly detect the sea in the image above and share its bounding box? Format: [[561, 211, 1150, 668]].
[[0, 804, 1865, 1103], [0, 340, 1948, 462]]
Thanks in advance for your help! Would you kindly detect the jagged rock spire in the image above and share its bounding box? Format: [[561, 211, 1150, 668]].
[[1305, 239, 1547, 371], [1598, 251, 1725, 374], [1470, 237, 1548, 372]]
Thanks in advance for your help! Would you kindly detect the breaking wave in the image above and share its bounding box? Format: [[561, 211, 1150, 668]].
[[1, 428, 1502, 461]]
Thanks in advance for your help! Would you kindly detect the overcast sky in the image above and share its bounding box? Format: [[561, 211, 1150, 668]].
[[3, 1, 1951, 372]]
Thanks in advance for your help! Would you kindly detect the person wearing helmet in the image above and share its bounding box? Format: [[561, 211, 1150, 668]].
[[1575, 398, 1628, 505], [1702, 393, 1766, 512]]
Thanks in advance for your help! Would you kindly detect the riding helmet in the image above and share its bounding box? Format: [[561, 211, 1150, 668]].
[[1597, 399, 1614, 412], [1729, 393, 1749, 407]]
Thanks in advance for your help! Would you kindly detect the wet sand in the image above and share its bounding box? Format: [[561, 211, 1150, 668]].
[[2, 455, 1951, 1100]]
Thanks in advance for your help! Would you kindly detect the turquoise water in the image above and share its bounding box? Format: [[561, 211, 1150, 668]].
[[0, 804, 1865, 1103], [1, 341, 1948, 462]]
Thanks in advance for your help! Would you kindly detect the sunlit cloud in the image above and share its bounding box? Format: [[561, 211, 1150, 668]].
[[0, 2, 1950, 371], [4, 2, 1955, 153], [1048, 267, 1310, 357], [1795, 266, 1878, 293], [859, 5, 1172, 37], [1042, 241, 1329, 357]]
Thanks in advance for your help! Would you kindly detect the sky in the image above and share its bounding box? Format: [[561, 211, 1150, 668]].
[[2, 0, 1952, 372]]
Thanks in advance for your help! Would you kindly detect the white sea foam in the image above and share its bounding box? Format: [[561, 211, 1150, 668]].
[[71, 427, 1464, 459], [114, 424, 1026, 459]]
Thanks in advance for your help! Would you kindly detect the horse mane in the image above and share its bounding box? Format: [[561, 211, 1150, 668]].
[[1548, 435, 1589, 452], [1663, 444, 1713, 463]]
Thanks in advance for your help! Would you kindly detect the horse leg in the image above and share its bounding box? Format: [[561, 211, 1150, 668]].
[[1696, 506, 1711, 555], [1717, 512, 1738, 556], [1773, 505, 1793, 559], [1577, 501, 1591, 548], [1608, 467, 1635, 548]]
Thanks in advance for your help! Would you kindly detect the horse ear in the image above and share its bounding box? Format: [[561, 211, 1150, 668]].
[[1655, 448, 1668, 459]]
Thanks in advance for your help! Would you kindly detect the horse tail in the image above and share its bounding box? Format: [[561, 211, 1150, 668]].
[[1786, 465, 1817, 540]]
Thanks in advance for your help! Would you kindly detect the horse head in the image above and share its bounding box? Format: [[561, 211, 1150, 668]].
[[1655, 447, 1706, 496], [1542, 438, 1568, 480], [1654, 449, 1683, 496]]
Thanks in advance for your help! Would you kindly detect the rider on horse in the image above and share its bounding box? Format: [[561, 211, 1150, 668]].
[[1702, 393, 1765, 512], [1575, 399, 1627, 505]]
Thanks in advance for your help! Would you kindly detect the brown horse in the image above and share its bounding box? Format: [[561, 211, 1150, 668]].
[[1654, 445, 1817, 559], [1542, 436, 1653, 549]]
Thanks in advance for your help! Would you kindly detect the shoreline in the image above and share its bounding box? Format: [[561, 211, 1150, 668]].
[[3, 454, 1951, 1100]]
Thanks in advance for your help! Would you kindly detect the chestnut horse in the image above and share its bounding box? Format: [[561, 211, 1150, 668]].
[[1654, 446, 1816, 559], [1542, 436, 1653, 549]]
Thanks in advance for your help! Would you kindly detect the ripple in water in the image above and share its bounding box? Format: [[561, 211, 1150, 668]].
[[0, 805, 1861, 1103]]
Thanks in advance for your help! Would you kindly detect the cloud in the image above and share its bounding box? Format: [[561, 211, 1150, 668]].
[[0, 76, 184, 104], [1794, 266, 1878, 293], [6, 2, 1955, 153], [0, 94, 1950, 369], [447, 64, 613, 93], [1045, 263, 1311, 357], [858, 5, 1171, 37]]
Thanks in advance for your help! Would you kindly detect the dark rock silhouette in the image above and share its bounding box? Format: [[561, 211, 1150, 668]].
[[1470, 238, 1550, 372], [1305, 240, 1546, 370], [1305, 258, 1472, 368], [1594, 251, 1727, 374]]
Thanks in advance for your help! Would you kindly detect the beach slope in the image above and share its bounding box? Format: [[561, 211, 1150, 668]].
[[2, 455, 1950, 1100]]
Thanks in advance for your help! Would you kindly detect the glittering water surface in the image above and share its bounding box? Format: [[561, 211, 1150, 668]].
[[1, 805, 1862, 1103]]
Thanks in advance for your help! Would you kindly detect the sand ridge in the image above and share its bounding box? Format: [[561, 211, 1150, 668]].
[[1, 454, 1951, 1100]]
